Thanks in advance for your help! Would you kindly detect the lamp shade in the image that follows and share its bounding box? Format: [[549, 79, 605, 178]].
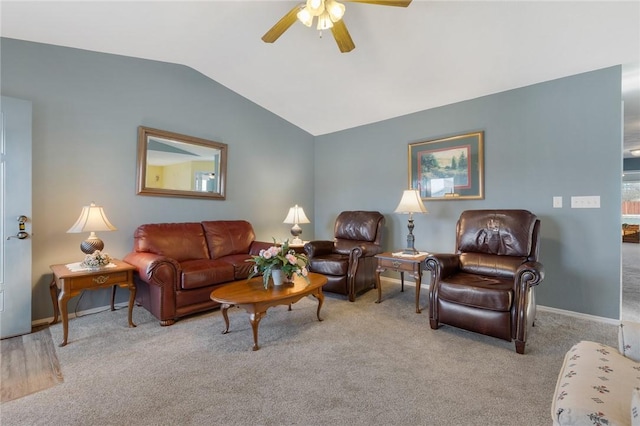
[[394, 190, 428, 214], [67, 203, 117, 233], [283, 205, 311, 225]]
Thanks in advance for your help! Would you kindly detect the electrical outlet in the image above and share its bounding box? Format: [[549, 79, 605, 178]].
[[553, 196, 562, 208], [571, 196, 601, 208]]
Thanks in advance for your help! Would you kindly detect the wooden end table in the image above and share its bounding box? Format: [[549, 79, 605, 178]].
[[210, 272, 327, 351], [375, 252, 428, 314], [49, 259, 137, 347]]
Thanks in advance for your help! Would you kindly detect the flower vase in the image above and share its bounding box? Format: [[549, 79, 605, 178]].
[[271, 269, 285, 286]]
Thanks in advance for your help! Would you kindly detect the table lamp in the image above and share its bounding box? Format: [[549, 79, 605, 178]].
[[283, 204, 310, 245], [394, 189, 428, 254], [67, 202, 117, 254]]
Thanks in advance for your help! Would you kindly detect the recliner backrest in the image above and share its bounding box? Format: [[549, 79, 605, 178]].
[[333, 211, 385, 256], [455, 210, 539, 276], [456, 210, 538, 257]]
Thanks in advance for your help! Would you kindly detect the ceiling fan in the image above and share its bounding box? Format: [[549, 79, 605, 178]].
[[262, 0, 412, 53]]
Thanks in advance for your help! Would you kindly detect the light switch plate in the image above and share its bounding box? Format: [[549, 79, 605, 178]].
[[571, 196, 601, 208]]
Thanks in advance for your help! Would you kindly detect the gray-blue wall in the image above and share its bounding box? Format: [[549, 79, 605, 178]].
[[1, 38, 625, 321], [1, 38, 315, 321], [314, 67, 623, 319]]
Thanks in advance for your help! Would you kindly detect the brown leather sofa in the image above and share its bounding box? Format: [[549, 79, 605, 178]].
[[425, 210, 545, 354], [304, 211, 385, 302], [123, 220, 271, 325]]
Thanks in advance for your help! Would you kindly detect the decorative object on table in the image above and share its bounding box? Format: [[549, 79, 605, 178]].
[[261, 0, 412, 53], [67, 202, 117, 254], [394, 189, 428, 255], [79, 250, 112, 270], [408, 131, 484, 200], [247, 239, 310, 289], [283, 204, 311, 245]]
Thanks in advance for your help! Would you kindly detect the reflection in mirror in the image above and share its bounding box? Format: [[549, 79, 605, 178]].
[[137, 126, 227, 200]]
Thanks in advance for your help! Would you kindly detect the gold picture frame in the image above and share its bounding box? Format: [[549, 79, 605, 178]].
[[408, 131, 484, 200]]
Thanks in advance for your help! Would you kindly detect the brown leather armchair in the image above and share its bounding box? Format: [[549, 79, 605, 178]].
[[304, 211, 385, 302], [425, 210, 545, 354]]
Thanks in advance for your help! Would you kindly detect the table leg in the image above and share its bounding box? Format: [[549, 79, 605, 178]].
[[312, 289, 325, 321], [249, 311, 266, 351], [375, 266, 385, 303], [414, 271, 422, 314], [220, 303, 232, 334], [400, 271, 405, 292], [111, 286, 116, 311], [58, 290, 71, 347], [49, 277, 59, 325], [127, 283, 137, 328]]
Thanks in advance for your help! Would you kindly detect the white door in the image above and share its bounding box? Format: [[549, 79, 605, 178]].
[[0, 96, 33, 339]]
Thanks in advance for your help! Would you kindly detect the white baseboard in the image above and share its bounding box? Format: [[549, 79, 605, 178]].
[[32, 301, 129, 328], [380, 276, 621, 325], [34, 281, 621, 328]]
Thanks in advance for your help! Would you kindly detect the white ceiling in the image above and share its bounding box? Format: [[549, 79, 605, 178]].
[[1, 0, 639, 155]]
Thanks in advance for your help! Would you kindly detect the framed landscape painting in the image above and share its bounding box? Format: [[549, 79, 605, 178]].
[[408, 131, 484, 200]]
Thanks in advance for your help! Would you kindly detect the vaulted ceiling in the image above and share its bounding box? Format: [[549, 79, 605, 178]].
[[1, 1, 639, 156]]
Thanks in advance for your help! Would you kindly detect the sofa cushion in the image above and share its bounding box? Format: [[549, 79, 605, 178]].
[[202, 220, 256, 260], [180, 259, 234, 290], [218, 253, 256, 280], [457, 210, 536, 257], [133, 223, 210, 262], [552, 340, 640, 426]]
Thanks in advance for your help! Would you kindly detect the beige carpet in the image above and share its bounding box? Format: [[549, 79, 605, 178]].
[[0, 281, 619, 426], [1, 327, 63, 403]]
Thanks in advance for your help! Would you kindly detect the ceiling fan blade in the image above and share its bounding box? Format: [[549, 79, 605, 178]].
[[331, 20, 355, 53], [343, 0, 412, 7], [262, 4, 302, 43]]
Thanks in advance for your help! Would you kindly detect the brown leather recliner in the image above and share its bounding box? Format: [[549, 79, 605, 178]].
[[304, 211, 385, 302], [425, 210, 545, 354]]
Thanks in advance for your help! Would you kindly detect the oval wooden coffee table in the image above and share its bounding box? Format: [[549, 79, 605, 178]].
[[210, 272, 327, 351]]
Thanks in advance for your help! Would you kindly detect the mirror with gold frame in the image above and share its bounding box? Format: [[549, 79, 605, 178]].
[[136, 126, 227, 200]]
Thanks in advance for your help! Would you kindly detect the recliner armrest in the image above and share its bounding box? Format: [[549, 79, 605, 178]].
[[516, 261, 545, 287], [424, 253, 460, 279], [304, 240, 335, 258]]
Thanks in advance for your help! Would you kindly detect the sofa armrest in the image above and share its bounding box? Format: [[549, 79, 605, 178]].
[[619, 321, 640, 362], [123, 252, 180, 289], [304, 240, 335, 258]]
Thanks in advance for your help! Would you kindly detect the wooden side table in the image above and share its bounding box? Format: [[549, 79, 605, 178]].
[[49, 259, 136, 347], [375, 252, 428, 313]]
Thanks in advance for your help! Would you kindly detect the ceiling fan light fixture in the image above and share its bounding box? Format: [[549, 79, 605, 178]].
[[297, 7, 314, 27], [306, 0, 325, 16], [326, 0, 345, 22], [317, 11, 334, 30]]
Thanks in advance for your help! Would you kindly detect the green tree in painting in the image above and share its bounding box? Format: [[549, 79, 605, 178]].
[[450, 156, 457, 170], [458, 151, 467, 169], [421, 153, 439, 173]]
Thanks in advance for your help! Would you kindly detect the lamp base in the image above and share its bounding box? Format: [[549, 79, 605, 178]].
[[290, 237, 304, 246], [80, 236, 104, 254], [401, 247, 419, 255]]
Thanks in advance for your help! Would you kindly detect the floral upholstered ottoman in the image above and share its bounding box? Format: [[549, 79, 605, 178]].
[[551, 321, 640, 426]]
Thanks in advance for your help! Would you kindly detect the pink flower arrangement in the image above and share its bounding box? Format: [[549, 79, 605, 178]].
[[247, 239, 310, 289]]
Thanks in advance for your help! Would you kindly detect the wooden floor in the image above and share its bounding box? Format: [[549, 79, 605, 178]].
[[1, 327, 63, 403]]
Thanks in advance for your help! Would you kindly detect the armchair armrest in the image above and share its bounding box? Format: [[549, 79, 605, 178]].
[[304, 240, 335, 258], [424, 253, 460, 280], [516, 261, 545, 287], [619, 321, 640, 362], [123, 252, 180, 289]]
